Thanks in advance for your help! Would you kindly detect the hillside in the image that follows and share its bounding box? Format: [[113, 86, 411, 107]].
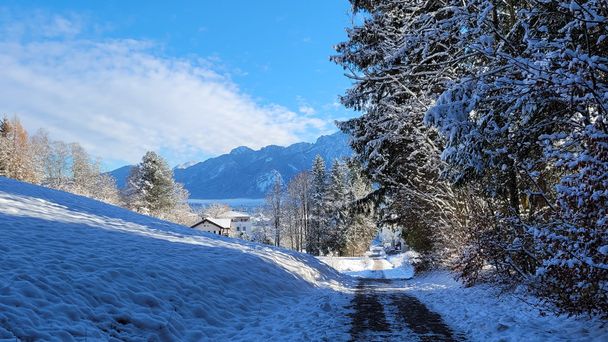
[[110, 131, 352, 199], [0, 177, 351, 340]]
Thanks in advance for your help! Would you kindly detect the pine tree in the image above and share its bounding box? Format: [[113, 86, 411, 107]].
[[124, 151, 181, 218], [309, 155, 327, 255], [326, 159, 350, 255], [333, 0, 467, 258]]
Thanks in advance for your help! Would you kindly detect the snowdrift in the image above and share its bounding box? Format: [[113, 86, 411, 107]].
[[0, 177, 350, 341]]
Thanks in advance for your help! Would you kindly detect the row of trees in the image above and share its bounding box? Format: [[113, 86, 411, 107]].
[[333, 0, 607, 317], [1, 116, 121, 204], [0, 115, 196, 225], [261, 155, 376, 256]]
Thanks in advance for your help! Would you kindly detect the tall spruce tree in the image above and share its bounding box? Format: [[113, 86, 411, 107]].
[[326, 159, 349, 255], [124, 151, 180, 217], [309, 155, 327, 255]]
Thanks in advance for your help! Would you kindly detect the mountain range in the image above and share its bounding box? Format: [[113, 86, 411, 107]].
[[109, 132, 352, 199]]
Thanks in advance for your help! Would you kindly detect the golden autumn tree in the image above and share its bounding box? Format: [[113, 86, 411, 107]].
[[0, 115, 38, 183]]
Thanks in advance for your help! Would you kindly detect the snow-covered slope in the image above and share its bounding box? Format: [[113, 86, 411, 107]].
[[0, 177, 351, 341]]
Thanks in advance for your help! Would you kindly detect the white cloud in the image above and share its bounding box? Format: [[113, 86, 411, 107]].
[[299, 105, 317, 116], [0, 13, 331, 166], [296, 96, 317, 116]]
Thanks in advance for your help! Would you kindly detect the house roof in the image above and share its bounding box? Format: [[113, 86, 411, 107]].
[[216, 210, 250, 219], [191, 217, 232, 230]]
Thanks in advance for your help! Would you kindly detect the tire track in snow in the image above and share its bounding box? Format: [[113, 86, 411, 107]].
[[348, 267, 463, 341], [348, 279, 393, 341]]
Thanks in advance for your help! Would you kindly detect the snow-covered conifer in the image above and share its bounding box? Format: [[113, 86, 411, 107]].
[[124, 151, 185, 219], [309, 155, 328, 255], [326, 159, 350, 254]]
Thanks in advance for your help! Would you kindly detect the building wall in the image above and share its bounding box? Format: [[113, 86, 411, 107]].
[[193, 222, 225, 235], [230, 218, 252, 236], [193, 217, 252, 239]]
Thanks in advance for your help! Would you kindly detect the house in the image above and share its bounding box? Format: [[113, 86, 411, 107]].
[[191, 217, 232, 236], [216, 210, 252, 236], [191, 210, 252, 238]]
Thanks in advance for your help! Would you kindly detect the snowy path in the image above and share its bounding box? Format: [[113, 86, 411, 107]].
[[322, 254, 606, 341], [348, 278, 462, 341]]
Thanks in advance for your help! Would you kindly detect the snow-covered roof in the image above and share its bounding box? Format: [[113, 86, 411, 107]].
[[216, 210, 250, 219], [192, 217, 232, 229]]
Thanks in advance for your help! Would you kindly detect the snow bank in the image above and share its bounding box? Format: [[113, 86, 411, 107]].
[[0, 178, 351, 341], [400, 272, 608, 342], [318, 253, 414, 279]]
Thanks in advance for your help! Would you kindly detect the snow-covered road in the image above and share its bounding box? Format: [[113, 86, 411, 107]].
[[321, 254, 607, 341], [318, 254, 415, 280], [348, 278, 462, 341]]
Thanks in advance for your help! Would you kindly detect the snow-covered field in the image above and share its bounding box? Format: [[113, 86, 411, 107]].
[[0, 177, 351, 341]]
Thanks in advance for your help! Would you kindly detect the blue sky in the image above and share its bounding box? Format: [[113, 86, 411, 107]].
[[0, 1, 356, 170]]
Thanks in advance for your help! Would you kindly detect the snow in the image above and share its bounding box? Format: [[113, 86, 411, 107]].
[[400, 272, 608, 342], [318, 252, 414, 280], [2, 176, 605, 341], [255, 170, 282, 193], [174, 161, 198, 169], [217, 210, 249, 218], [0, 177, 351, 341], [321, 252, 607, 341]]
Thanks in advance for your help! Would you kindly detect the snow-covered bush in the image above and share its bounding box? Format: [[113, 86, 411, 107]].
[[534, 125, 608, 318]]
